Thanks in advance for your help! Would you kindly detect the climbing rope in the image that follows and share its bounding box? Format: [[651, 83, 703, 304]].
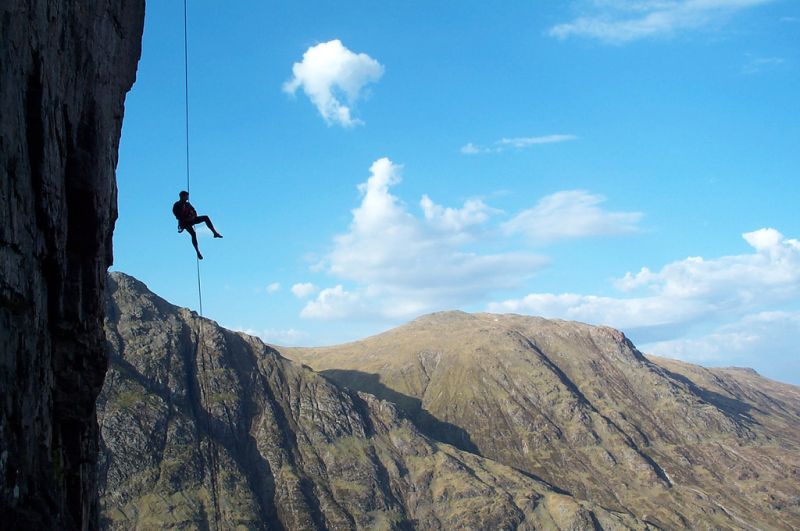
[[183, 0, 191, 194], [183, 0, 222, 526]]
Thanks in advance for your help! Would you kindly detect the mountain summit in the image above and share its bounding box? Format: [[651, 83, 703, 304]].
[[284, 311, 800, 529]]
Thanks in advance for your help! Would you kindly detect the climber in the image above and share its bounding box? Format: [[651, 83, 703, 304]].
[[172, 191, 222, 260]]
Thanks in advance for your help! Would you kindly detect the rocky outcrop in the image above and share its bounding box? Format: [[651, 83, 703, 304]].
[[99, 273, 650, 529], [0, 2, 144, 528], [286, 311, 800, 530]]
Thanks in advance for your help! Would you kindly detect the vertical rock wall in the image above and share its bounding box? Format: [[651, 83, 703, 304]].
[[0, 1, 144, 528]]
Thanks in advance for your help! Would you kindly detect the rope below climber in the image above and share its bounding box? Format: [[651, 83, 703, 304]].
[[172, 190, 223, 260]]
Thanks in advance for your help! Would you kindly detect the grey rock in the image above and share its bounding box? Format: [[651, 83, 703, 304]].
[[0, 1, 144, 528]]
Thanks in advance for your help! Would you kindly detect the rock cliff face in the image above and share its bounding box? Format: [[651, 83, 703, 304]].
[[0, 2, 144, 528], [99, 273, 650, 530], [286, 311, 800, 530]]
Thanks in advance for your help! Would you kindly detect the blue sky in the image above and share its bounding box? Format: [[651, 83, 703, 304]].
[[114, 1, 800, 384]]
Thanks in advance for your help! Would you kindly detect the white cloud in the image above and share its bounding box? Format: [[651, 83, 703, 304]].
[[643, 311, 800, 384], [550, 0, 775, 44], [490, 228, 800, 341], [502, 190, 642, 243], [499, 135, 578, 148], [301, 158, 548, 320], [300, 285, 365, 320], [291, 282, 319, 298], [489, 291, 706, 330], [234, 327, 306, 346], [420, 195, 495, 234], [283, 39, 384, 127], [460, 142, 483, 155], [461, 134, 576, 155], [266, 282, 281, 294]]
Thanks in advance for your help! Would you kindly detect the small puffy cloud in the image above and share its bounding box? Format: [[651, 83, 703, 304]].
[[301, 158, 547, 320], [502, 190, 642, 243], [291, 282, 319, 298], [550, 0, 776, 44], [283, 39, 384, 127], [266, 282, 281, 294], [461, 134, 576, 155], [300, 285, 364, 320], [490, 228, 800, 342], [460, 143, 482, 155]]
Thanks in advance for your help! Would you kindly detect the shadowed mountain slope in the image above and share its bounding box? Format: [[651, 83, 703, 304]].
[[98, 274, 650, 530], [284, 311, 800, 530]]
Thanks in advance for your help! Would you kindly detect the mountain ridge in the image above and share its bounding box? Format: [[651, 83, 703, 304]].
[[99, 272, 653, 529], [284, 308, 800, 529]]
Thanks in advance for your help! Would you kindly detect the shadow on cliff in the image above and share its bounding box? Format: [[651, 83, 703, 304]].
[[318, 369, 482, 456], [659, 367, 757, 426], [102, 328, 285, 530]]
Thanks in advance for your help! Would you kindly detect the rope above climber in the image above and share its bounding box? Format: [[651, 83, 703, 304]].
[[173, 190, 222, 260]]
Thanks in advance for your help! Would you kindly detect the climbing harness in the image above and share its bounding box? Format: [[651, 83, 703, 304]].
[[182, 0, 222, 526]]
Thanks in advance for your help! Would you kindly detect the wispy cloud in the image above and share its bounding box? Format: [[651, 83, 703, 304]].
[[643, 310, 800, 365], [266, 282, 281, 294], [461, 134, 576, 155], [283, 39, 384, 127], [502, 190, 642, 243], [550, 0, 776, 44], [300, 158, 642, 321], [741, 55, 785, 75]]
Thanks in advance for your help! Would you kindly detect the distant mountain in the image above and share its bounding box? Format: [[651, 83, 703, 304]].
[[284, 311, 800, 530], [98, 273, 649, 529]]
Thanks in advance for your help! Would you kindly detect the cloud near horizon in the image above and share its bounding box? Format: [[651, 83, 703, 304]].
[[489, 228, 800, 339], [642, 310, 800, 365], [549, 0, 776, 44], [283, 39, 384, 127], [233, 326, 306, 346], [299, 158, 643, 321]]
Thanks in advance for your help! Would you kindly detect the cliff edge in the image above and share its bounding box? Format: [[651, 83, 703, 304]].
[[0, 2, 144, 528]]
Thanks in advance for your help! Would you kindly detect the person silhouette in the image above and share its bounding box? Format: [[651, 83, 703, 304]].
[[172, 190, 222, 260]]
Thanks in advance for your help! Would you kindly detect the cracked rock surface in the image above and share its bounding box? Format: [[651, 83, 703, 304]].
[[1, 2, 143, 528]]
